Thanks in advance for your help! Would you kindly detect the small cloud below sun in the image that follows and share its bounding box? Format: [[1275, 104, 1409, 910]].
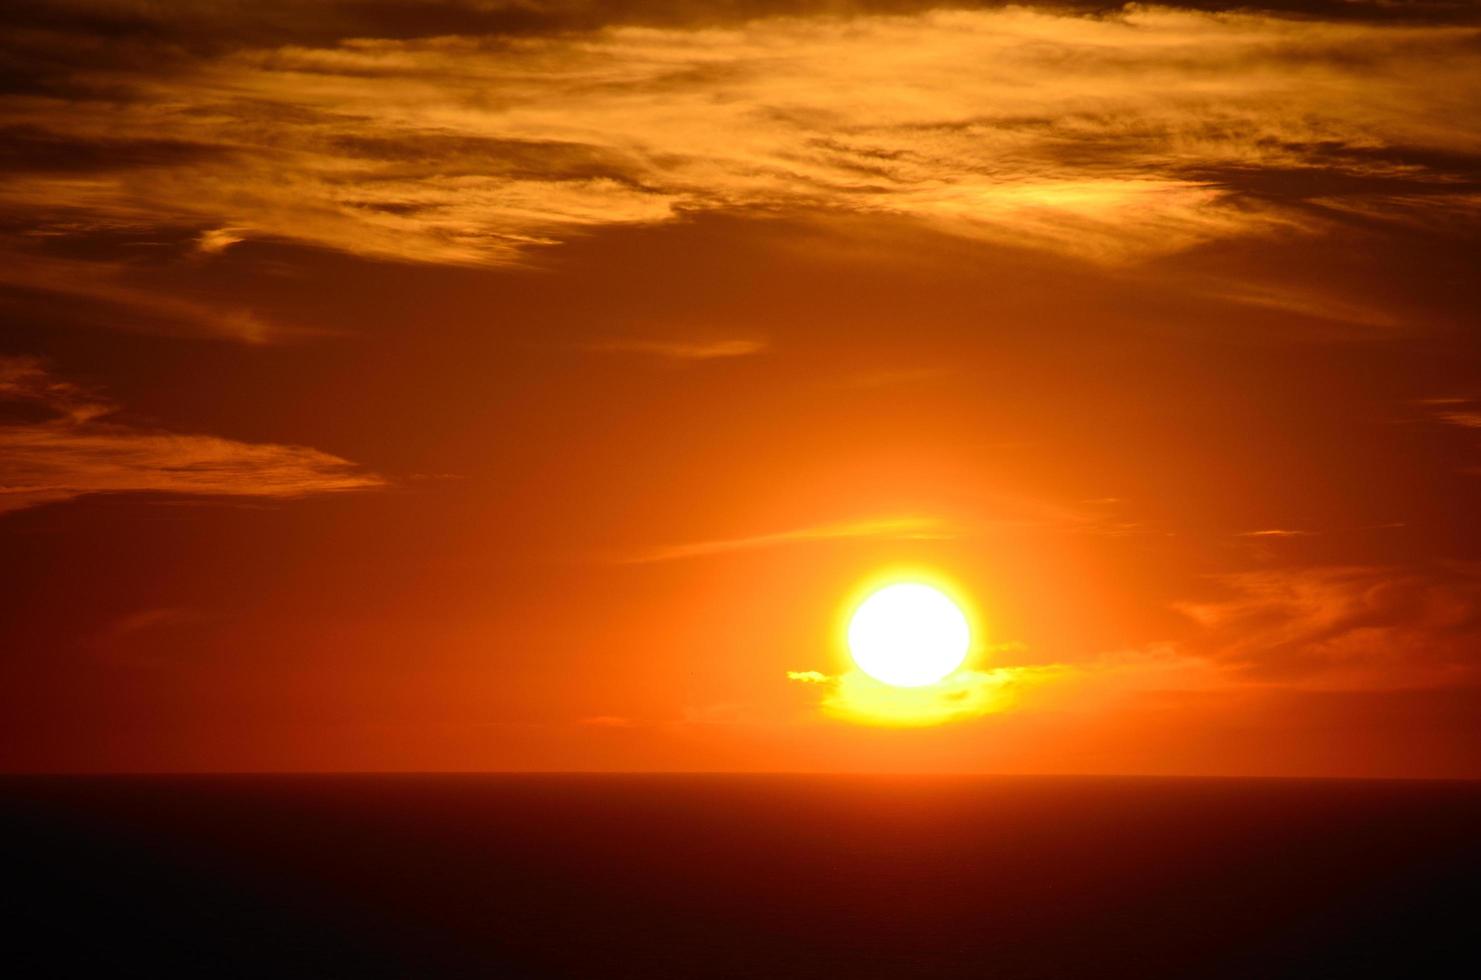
[[788, 664, 1070, 728]]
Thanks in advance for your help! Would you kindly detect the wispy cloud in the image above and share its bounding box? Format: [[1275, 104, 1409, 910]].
[[0, 357, 384, 514], [621, 495, 1149, 565], [101, 607, 200, 639], [1194, 280, 1404, 331], [1436, 410, 1481, 430], [2, 4, 1477, 277], [1239, 528, 1315, 538], [86, 606, 210, 665], [1413, 395, 1481, 474], [1417, 395, 1481, 429], [580, 337, 767, 360], [621, 514, 955, 563], [1176, 563, 1481, 687], [0, 250, 296, 343], [579, 715, 635, 728]]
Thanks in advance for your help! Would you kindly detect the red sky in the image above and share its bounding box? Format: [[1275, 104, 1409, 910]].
[[2, 0, 1480, 776]]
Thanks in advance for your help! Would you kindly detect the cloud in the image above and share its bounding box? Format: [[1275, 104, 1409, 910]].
[[1193, 279, 1405, 331], [1176, 563, 1481, 687], [1239, 528, 1314, 538], [789, 664, 1074, 727], [0, 355, 110, 422], [580, 337, 767, 360], [101, 607, 200, 639], [196, 227, 246, 254], [786, 638, 1236, 727], [0, 250, 297, 343], [579, 714, 635, 728], [621, 514, 954, 563], [86, 606, 211, 665], [0, 357, 385, 514], [2, 3, 1478, 278], [621, 496, 1150, 565], [1413, 396, 1481, 475], [785, 559, 1481, 728], [1435, 409, 1481, 430]]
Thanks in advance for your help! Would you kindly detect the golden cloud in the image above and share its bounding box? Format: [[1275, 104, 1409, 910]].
[[2, 4, 1477, 270]]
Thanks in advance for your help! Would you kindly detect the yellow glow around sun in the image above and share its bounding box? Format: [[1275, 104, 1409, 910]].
[[847, 582, 970, 687], [787, 570, 1063, 727]]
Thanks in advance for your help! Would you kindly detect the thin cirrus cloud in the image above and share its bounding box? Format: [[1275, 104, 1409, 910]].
[[0, 4, 1477, 277], [579, 337, 768, 360], [624, 497, 1144, 564], [1427, 401, 1481, 431], [0, 357, 384, 514], [0, 251, 293, 344], [1238, 529, 1314, 538], [621, 515, 956, 563], [1414, 396, 1481, 474]]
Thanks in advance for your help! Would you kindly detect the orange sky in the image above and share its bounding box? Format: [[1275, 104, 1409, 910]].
[[2, 0, 1480, 776]]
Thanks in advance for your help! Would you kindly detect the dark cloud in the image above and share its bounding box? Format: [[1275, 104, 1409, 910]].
[[0, 357, 384, 513], [0, 124, 229, 174]]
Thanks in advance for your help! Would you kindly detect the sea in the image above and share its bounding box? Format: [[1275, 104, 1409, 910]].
[[4, 774, 1478, 978]]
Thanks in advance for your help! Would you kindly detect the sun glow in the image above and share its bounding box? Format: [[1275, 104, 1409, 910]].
[[795, 572, 1068, 726], [847, 582, 971, 687]]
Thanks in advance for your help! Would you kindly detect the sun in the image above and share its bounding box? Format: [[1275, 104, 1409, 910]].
[[847, 582, 971, 688]]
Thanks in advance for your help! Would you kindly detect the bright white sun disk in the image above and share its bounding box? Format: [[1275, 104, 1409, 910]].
[[847, 582, 970, 687]]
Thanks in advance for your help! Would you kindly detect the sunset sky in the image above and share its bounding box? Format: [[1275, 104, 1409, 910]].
[[2, 0, 1479, 776]]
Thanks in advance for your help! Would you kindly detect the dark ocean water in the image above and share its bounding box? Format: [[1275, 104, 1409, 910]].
[[3, 774, 1478, 978]]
